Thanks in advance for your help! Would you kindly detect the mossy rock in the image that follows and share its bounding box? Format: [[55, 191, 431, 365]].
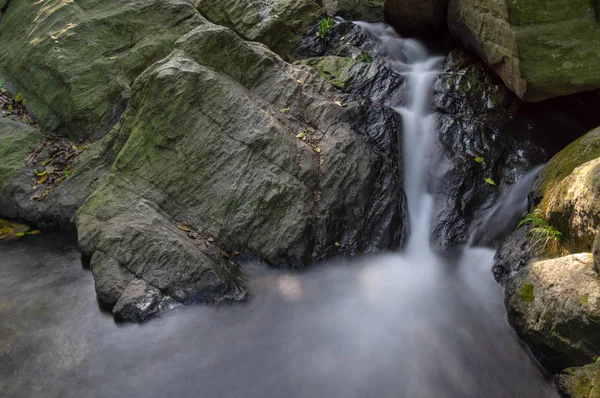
[[506, 253, 600, 371], [532, 127, 600, 202], [0, 118, 42, 191], [0, 0, 205, 139], [530, 127, 600, 252], [296, 56, 356, 88], [556, 361, 600, 398], [448, 0, 600, 101]]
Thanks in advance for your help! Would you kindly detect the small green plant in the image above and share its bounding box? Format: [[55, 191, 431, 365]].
[[0, 78, 4, 87], [363, 51, 373, 63], [316, 16, 335, 41], [517, 209, 563, 250]]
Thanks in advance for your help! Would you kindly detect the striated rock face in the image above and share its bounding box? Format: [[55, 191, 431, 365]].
[[506, 253, 600, 372], [556, 361, 600, 398], [0, 3, 406, 321], [0, 0, 204, 140], [192, 0, 322, 60], [448, 0, 600, 102], [384, 0, 448, 34]]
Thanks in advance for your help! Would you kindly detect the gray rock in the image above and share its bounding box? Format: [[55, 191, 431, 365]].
[[492, 228, 532, 286], [505, 253, 600, 372], [90, 251, 135, 307], [112, 279, 172, 322], [556, 361, 600, 398]]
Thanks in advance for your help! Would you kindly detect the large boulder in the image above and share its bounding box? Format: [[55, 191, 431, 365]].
[[75, 23, 407, 319], [544, 158, 600, 253], [506, 253, 600, 371], [530, 127, 600, 253], [0, 0, 204, 139], [448, 0, 600, 102], [556, 361, 600, 398], [384, 0, 448, 34]]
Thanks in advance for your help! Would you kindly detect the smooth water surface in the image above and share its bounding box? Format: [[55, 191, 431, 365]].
[[0, 235, 558, 397]]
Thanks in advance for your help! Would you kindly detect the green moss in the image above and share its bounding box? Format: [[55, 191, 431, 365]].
[[296, 56, 356, 89], [534, 126, 600, 208], [507, 0, 592, 26], [0, 119, 43, 191], [521, 283, 535, 303], [581, 294, 590, 306]]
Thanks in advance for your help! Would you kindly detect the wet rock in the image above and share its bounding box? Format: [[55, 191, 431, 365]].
[[112, 279, 172, 322], [297, 21, 408, 106], [505, 253, 600, 372], [556, 361, 600, 398], [384, 0, 448, 34], [448, 0, 600, 101], [0, 0, 205, 139], [492, 228, 532, 286], [430, 50, 545, 249]]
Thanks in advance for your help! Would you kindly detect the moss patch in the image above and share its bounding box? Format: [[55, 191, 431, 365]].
[[533, 126, 600, 208], [521, 283, 535, 303], [296, 56, 356, 89]]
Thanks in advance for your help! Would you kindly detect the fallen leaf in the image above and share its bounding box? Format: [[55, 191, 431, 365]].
[[296, 132, 306, 140], [333, 100, 343, 107], [334, 242, 340, 247], [296, 80, 303, 86], [37, 174, 48, 184], [314, 147, 321, 154], [485, 178, 496, 186], [474, 157, 484, 163], [108, 56, 118, 61], [281, 108, 290, 114]]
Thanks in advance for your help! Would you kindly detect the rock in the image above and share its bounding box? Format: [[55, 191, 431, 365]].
[[492, 228, 533, 286], [79, 197, 248, 307], [89, 251, 135, 307], [528, 127, 600, 253], [556, 361, 600, 398], [74, 22, 407, 315], [0, 0, 205, 139], [531, 127, 600, 205], [384, 0, 448, 34], [543, 158, 600, 253], [448, 0, 600, 102], [0, 118, 43, 193], [430, 50, 546, 249], [112, 279, 172, 322], [595, 233, 600, 275], [323, 0, 384, 22], [506, 253, 600, 371], [192, 0, 322, 60]]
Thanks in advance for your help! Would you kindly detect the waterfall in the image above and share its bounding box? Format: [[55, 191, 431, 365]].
[[355, 22, 442, 254]]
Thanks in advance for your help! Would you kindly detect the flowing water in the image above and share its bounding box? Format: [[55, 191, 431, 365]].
[[0, 23, 559, 397]]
